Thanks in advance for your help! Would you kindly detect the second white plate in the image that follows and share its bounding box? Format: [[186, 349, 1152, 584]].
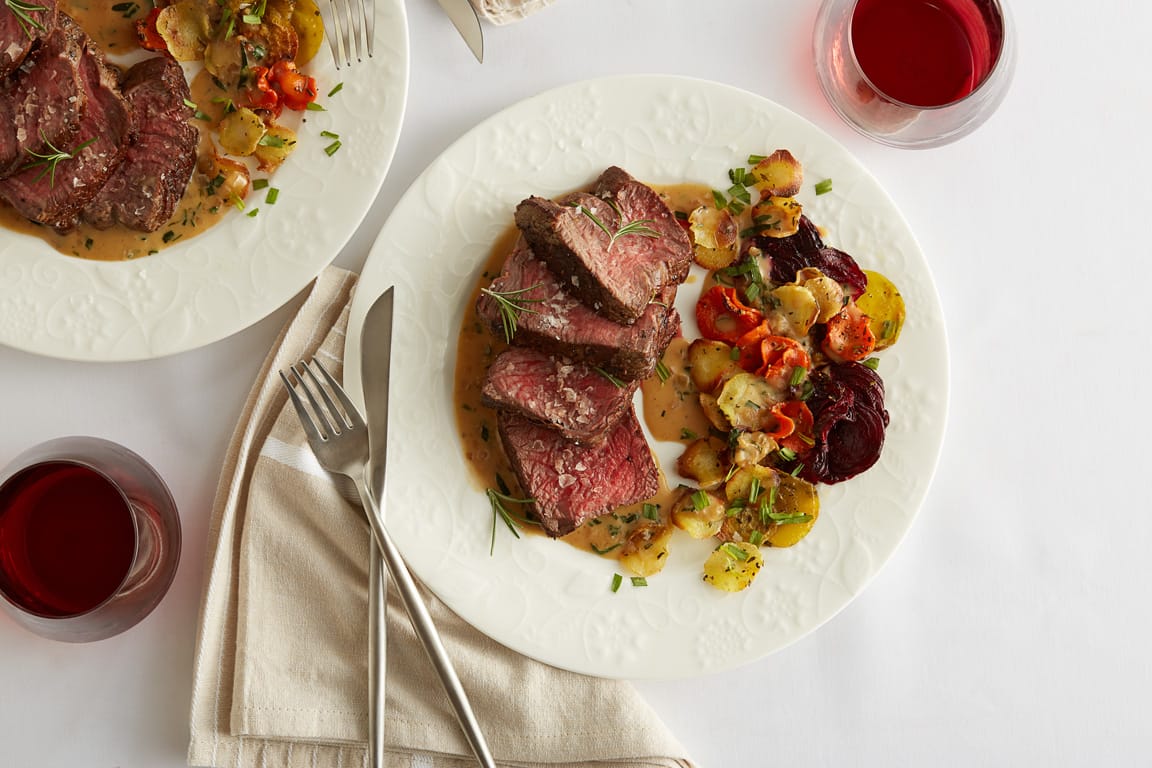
[[0, 0, 409, 361]]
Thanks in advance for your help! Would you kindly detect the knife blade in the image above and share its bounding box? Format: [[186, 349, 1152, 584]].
[[435, 0, 484, 63], [359, 287, 394, 768], [361, 287, 394, 500]]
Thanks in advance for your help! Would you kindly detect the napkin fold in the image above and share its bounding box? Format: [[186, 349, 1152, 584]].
[[187, 266, 695, 768], [471, 0, 557, 25]]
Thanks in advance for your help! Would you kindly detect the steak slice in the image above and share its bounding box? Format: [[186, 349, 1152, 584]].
[[0, 0, 58, 78], [514, 166, 692, 324], [0, 7, 81, 179], [482, 346, 639, 445], [82, 56, 197, 232], [476, 237, 681, 381], [0, 17, 132, 231], [498, 408, 658, 537]]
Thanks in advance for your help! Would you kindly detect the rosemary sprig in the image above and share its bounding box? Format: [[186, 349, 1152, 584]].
[[6, 0, 48, 38], [480, 284, 543, 343], [486, 487, 536, 555], [574, 203, 661, 250], [21, 133, 96, 188]]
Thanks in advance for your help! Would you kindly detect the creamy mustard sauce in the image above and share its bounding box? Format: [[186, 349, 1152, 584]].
[[453, 182, 718, 559]]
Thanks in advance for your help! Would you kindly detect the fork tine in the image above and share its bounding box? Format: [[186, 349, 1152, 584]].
[[299, 359, 356, 433], [347, 0, 363, 62], [280, 369, 327, 444], [291, 361, 344, 438], [311, 358, 366, 430], [363, 0, 374, 57], [324, 0, 347, 69]]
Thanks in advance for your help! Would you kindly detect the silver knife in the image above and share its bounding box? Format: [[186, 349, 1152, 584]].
[[359, 288, 395, 768], [435, 0, 484, 63], [357, 287, 496, 767]]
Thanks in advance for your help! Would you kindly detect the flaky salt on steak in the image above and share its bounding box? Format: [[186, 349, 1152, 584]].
[[514, 166, 692, 324], [498, 408, 659, 537], [475, 236, 681, 381], [0, 16, 131, 232], [482, 346, 639, 446], [0, 0, 58, 78], [0, 7, 81, 178], [82, 56, 197, 232]]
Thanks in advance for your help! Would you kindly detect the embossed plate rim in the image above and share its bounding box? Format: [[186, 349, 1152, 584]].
[[346, 75, 950, 679], [0, 0, 409, 361]]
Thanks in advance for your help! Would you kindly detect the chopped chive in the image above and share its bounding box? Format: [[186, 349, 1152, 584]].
[[680, 428, 697, 440], [590, 542, 623, 555], [324, 140, 342, 156], [246, 208, 259, 217], [252, 178, 269, 190], [265, 187, 279, 204], [749, 530, 764, 546], [747, 154, 766, 164], [692, 489, 709, 511], [630, 577, 648, 587], [611, 573, 623, 593], [720, 542, 749, 561], [815, 178, 833, 195], [328, 82, 344, 97], [789, 365, 806, 387], [320, 130, 340, 139], [861, 357, 880, 370], [748, 476, 761, 504], [306, 102, 327, 112], [642, 503, 659, 520], [654, 359, 671, 383]]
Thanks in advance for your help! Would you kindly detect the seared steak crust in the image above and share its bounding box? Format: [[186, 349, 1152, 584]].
[[514, 166, 692, 324], [498, 408, 659, 537], [82, 56, 197, 232], [475, 236, 681, 381], [481, 346, 639, 446], [0, 16, 132, 231], [0, 0, 58, 78], [0, 9, 82, 178]]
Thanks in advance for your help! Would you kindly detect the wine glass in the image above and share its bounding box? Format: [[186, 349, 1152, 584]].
[[0, 437, 181, 642], [813, 0, 1016, 148]]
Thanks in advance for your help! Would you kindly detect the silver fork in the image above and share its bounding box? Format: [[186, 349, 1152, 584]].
[[280, 360, 496, 768], [324, 0, 375, 69]]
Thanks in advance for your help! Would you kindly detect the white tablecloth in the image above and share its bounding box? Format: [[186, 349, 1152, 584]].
[[1, 1, 1148, 765]]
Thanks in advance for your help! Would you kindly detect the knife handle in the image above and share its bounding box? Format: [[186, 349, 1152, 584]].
[[354, 479, 497, 768], [368, 540, 386, 768]]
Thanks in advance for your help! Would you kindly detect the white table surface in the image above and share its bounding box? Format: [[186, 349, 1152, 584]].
[[2, 1, 1149, 765]]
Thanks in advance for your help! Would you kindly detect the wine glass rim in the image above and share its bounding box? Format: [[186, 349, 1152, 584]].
[[846, 0, 1013, 112], [0, 458, 142, 622]]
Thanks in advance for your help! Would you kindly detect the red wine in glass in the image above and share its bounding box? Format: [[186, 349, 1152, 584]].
[[0, 463, 137, 617], [851, 0, 999, 107], [813, 0, 1014, 147], [0, 437, 180, 642]]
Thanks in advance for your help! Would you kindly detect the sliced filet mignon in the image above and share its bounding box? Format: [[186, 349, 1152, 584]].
[[0, 16, 132, 232], [82, 56, 198, 232], [514, 166, 692, 324], [475, 237, 681, 381], [481, 346, 639, 445], [0, 0, 58, 78], [498, 408, 658, 537], [0, 8, 82, 178]]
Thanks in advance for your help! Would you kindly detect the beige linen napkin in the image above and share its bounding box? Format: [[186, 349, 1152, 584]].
[[187, 266, 695, 768], [471, 0, 557, 25]]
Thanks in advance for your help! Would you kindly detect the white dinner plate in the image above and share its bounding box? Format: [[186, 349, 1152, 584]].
[[346, 75, 950, 679], [0, 0, 408, 361]]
